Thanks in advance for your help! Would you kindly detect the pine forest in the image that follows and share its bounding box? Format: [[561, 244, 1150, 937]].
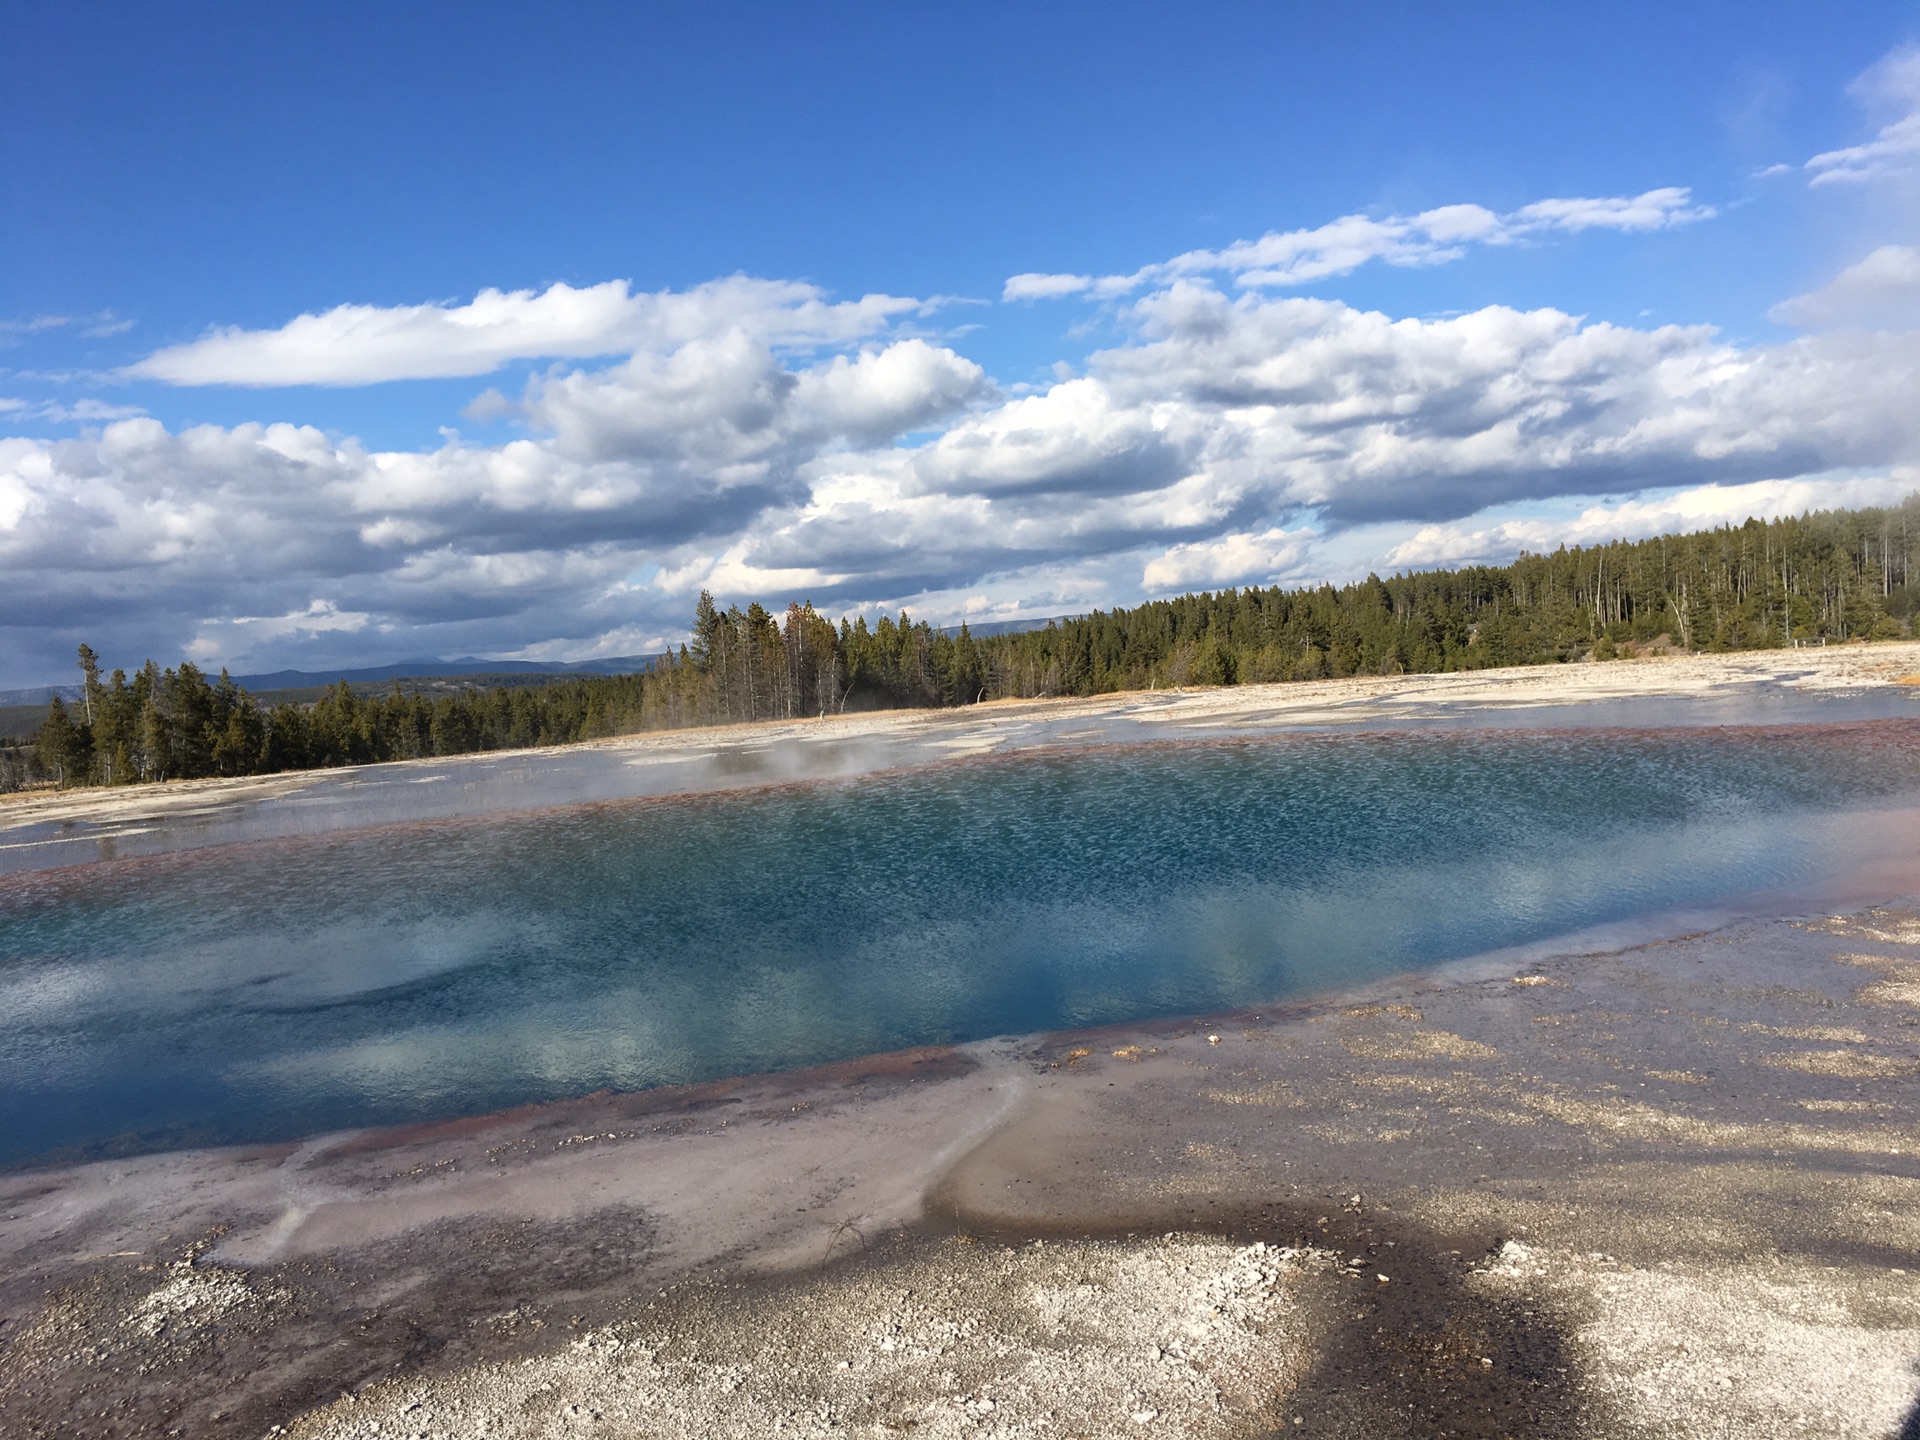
[[11, 497, 1918, 792]]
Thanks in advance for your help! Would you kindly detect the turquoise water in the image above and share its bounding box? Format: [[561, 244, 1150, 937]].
[[3, 724, 1918, 1167]]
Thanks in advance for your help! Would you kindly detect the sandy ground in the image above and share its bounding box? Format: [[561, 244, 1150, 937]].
[[5, 642, 1920, 874], [4, 898, 1920, 1437]]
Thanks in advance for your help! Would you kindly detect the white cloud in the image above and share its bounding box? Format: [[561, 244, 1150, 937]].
[[0, 397, 149, 424], [509, 332, 986, 470], [1003, 272, 1096, 302], [1773, 245, 1920, 328], [221, 599, 373, 641], [700, 288, 1920, 625], [1004, 188, 1711, 299], [1142, 526, 1315, 591], [1507, 190, 1708, 232], [0, 320, 997, 675], [792, 340, 990, 444], [127, 277, 930, 387], [1806, 45, 1920, 186], [0, 310, 133, 341], [1380, 474, 1920, 571], [911, 378, 1194, 499], [1085, 285, 1920, 522]]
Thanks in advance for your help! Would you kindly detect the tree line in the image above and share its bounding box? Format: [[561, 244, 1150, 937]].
[[987, 495, 1920, 693], [9, 496, 1916, 792]]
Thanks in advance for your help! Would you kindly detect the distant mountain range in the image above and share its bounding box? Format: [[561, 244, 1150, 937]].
[[0, 655, 656, 708], [1, 621, 1070, 709], [939, 615, 1072, 639], [0, 684, 82, 707], [232, 654, 660, 691]]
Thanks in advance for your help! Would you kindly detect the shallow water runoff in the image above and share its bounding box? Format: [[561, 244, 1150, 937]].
[[4, 722, 1920, 1168]]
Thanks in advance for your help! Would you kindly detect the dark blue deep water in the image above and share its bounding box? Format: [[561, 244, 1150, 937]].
[[4, 725, 1919, 1167]]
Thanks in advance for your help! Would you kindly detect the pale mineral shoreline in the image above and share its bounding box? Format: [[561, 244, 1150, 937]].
[[4, 650, 1920, 1437]]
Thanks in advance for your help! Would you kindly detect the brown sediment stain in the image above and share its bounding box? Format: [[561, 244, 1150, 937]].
[[1203, 1081, 1304, 1108], [1860, 978, 1920, 1008], [1834, 949, 1920, 1011], [1340, 1029, 1498, 1062], [1354, 1073, 1449, 1094], [229, 1140, 305, 1165], [1738, 1021, 1872, 1042], [1516, 1089, 1911, 1154], [1466, 1106, 1543, 1128], [1757, 1048, 1920, 1079], [317, 1043, 975, 1160], [1804, 908, 1920, 945], [1344, 1003, 1423, 1021]]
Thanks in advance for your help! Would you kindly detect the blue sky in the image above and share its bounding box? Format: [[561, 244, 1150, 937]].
[[4, 2, 1920, 683]]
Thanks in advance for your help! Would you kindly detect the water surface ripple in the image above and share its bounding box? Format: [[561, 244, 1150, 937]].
[[3, 723, 1918, 1167]]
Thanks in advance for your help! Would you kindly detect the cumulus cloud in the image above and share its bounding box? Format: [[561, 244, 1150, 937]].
[[1773, 246, 1920, 329], [1142, 526, 1315, 591], [1806, 45, 1920, 186], [794, 340, 992, 443], [1085, 285, 1920, 523], [1002, 188, 1711, 299], [911, 379, 1196, 499], [690, 288, 1920, 618], [1379, 474, 1920, 571], [0, 412, 746, 675], [127, 277, 930, 386], [511, 332, 988, 471], [12, 236, 1920, 680], [0, 318, 998, 674]]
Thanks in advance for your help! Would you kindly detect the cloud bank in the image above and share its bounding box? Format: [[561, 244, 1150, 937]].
[[1004, 187, 1711, 300], [1805, 45, 1920, 186], [1380, 473, 1920, 572], [128, 277, 930, 387], [1773, 245, 1920, 328], [9, 268, 1920, 680]]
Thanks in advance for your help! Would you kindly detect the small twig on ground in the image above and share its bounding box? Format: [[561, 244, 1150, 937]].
[[823, 1218, 868, 1264]]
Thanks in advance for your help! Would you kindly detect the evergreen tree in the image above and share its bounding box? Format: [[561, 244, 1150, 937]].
[[76, 643, 101, 730], [33, 697, 88, 786]]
